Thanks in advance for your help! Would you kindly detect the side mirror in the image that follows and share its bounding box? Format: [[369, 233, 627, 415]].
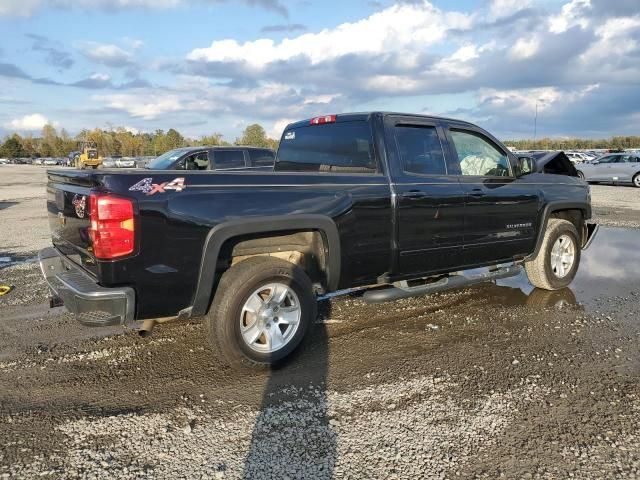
[[516, 156, 535, 176]]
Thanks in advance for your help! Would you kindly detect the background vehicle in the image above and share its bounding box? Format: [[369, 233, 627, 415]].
[[43, 158, 61, 166], [577, 152, 640, 187], [0, 158, 8, 165], [145, 146, 275, 171], [75, 141, 103, 169], [40, 112, 595, 368]]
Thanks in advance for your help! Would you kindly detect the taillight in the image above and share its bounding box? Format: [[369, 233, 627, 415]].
[[88, 194, 135, 259], [310, 115, 336, 125]]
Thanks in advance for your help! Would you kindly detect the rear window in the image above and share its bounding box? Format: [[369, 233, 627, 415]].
[[249, 149, 275, 167], [214, 150, 245, 169], [276, 121, 376, 173]]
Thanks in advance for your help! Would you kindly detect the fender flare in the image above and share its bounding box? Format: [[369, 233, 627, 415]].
[[191, 214, 341, 316], [526, 201, 591, 261]]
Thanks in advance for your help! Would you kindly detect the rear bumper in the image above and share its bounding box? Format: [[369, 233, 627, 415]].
[[38, 247, 135, 327]]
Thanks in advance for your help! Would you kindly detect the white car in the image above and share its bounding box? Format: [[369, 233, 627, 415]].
[[565, 152, 590, 163], [577, 153, 640, 187], [0, 158, 9, 165]]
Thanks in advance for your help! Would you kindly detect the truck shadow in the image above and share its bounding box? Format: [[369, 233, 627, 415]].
[[242, 299, 336, 479]]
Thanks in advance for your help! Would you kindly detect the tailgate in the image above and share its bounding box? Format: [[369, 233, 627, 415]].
[[46, 170, 97, 275]]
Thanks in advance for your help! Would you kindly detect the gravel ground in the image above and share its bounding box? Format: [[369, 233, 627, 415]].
[[1, 164, 640, 479]]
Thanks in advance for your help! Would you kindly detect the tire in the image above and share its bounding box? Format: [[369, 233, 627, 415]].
[[633, 173, 640, 188], [206, 256, 317, 368], [577, 171, 585, 180], [525, 218, 581, 290]]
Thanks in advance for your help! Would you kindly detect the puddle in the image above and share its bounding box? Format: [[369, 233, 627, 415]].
[[0, 254, 38, 269], [480, 226, 640, 311]]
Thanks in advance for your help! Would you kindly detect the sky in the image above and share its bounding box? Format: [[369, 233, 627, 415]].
[[0, 0, 639, 142]]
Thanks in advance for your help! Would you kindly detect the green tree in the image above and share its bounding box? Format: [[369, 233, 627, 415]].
[[0, 134, 26, 158], [236, 124, 270, 147]]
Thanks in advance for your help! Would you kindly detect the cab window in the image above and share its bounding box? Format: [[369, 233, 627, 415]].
[[394, 125, 447, 176], [214, 150, 246, 169], [449, 130, 511, 177], [184, 151, 209, 170]]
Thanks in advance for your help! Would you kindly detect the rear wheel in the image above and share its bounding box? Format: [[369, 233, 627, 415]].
[[525, 218, 581, 290], [206, 256, 316, 368], [577, 171, 585, 180], [633, 173, 640, 188]]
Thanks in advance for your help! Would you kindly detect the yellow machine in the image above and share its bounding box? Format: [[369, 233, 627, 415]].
[[76, 141, 103, 169]]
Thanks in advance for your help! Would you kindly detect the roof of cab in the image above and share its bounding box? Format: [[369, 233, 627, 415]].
[[284, 111, 476, 131]]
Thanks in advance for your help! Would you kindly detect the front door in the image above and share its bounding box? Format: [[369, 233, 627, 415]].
[[443, 125, 540, 266], [386, 116, 466, 276]]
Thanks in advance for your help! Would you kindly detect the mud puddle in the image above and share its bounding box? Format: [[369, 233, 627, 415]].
[[474, 226, 640, 312]]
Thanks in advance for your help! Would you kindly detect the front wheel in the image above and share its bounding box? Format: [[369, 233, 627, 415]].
[[633, 173, 640, 188], [525, 219, 581, 290], [577, 171, 585, 180], [206, 256, 316, 368]]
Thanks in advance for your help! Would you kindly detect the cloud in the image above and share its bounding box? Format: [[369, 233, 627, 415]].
[[548, 0, 591, 33], [0, 0, 287, 17], [5, 113, 49, 131], [260, 23, 307, 33], [26, 33, 74, 70], [187, 3, 471, 68], [77, 42, 134, 68]]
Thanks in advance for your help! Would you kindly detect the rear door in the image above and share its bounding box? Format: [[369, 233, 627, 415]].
[[385, 115, 466, 276], [609, 154, 636, 182], [442, 124, 540, 266]]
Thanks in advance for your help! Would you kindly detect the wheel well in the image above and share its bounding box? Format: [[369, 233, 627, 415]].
[[549, 208, 585, 243], [217, 230, 329, 292]]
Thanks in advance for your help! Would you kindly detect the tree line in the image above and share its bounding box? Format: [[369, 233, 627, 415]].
[[505, 136, 640, 151], [0, 123, 279, 159], [2, 123, 638, 159]]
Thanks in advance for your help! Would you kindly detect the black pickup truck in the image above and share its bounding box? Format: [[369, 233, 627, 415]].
[[40, 112, 596, 367]]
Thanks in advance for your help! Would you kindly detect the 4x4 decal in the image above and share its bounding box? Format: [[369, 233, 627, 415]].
[[129, 177, 186, 195]]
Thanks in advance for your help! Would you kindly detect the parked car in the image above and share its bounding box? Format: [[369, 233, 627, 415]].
[[145, 146, 275, 171], [43, 158, 60, 166], [39, 112, 596, 368], [565, 152, 590, 163], [577, 153, 640, 187], [0, 158, 8, 165]]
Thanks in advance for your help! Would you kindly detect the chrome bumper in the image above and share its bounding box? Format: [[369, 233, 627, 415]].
[[38, 247, 135, 327]]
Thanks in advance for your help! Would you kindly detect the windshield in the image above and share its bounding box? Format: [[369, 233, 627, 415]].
[[145, 148, 190, 169]]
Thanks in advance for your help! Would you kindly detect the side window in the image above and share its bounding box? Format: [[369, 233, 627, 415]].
[[184, 151, 209, 170], [449, 130, 511, 177], [214, 150, 245, 169], [597, 155, 614, 163], [394, 125, 446, 176], [249, 149, 275, 167]]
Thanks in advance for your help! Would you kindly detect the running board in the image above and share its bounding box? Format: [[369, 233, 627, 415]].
[[362, 265, 522, 304]]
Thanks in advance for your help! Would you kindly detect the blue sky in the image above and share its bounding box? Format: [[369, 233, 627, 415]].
[[0, 0, 638, 142]]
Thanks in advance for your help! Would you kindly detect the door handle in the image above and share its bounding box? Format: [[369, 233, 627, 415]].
[[404, 190, 427, 198], [469, 188, 486, 198]]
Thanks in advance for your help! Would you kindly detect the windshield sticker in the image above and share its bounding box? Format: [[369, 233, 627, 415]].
[[284, 131, 295, 140], [129, 177, 186, 195]]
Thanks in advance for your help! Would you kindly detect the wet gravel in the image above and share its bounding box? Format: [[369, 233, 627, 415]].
[[1, 165, 640, 479]]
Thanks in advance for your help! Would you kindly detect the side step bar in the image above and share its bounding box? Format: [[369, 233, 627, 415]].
[[362, 265, 522, 304]]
